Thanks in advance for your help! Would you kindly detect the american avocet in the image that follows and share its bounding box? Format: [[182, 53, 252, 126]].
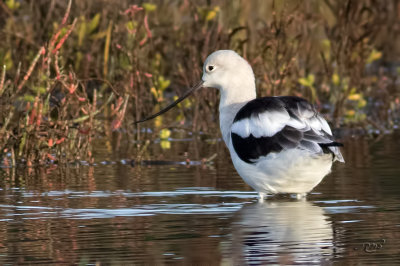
[[136, 50, 344, 201]]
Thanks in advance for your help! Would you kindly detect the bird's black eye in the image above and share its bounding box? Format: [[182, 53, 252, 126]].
[[208, 65, 214, 72]]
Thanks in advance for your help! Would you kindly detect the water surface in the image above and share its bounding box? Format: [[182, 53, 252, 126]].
[[1, 132, 400, 264]]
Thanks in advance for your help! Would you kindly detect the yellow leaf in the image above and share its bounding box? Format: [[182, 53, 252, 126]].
[[321, 39, 331, 59], [6, 0, 20, 10], [159, 129, 171, 140], [347, 93, 361, 101], [359, 113, 366, 121], [206, 10, 217, 21], [308, 74, 315, 84], [4, 50, 13, 70], [205, 6, 220, 21], [332, 73, 340, 86], [298, 78, 310, 87], [299, 74, 315, 87], [154, 116, 162, 128], [88, 13, 101, 33], [321, 39, 330, 49], [173, 95, 184, 108], [346, 110, 355, 117], [184, 99, 192, 109], [157, 76, 170, 91], [175, 113, 184, 122], [367, 49, 382, 64], [125, 21, 136, 31], [357, 99, 367, 108], [150, 87, 158, 98], [160, 140, 171, 150], [33, 86, 46, 95], [23, 94, 35, 102], [143, 3, 157, 12], [90, 31, 108, 40]]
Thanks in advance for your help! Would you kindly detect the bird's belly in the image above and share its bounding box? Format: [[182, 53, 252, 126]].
[[229, 147, 333, 194]]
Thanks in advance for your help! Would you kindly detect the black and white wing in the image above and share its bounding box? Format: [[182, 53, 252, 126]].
[[230, 96, 344, 164]]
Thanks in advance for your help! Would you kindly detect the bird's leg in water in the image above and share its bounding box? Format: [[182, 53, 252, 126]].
[[296, 193, 307, 200], [258, 192, 266, 202]]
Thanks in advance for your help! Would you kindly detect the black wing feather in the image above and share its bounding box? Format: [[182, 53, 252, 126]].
[[231, 96, 344, 164]]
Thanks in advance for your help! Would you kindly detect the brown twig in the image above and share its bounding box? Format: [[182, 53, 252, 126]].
[[0, 65, 6, 96], [17, 46, 45, 92], [53, 18, 77, 55]]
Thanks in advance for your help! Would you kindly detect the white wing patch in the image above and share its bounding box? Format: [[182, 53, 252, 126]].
[[231, 110, 292, 138], [231, 104, 333, 139], [306, 116, 332, 135], [318, 116, 332, 135]]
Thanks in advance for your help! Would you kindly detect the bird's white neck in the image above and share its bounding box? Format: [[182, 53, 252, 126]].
[[201, 50, 257, 146], [218, 84, 256, 146]]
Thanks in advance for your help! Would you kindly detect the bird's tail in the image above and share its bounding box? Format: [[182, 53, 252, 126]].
[[319, 142, 345, 163]]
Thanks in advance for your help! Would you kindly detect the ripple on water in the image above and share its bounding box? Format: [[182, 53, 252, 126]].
[[1, 132, 400, 264]]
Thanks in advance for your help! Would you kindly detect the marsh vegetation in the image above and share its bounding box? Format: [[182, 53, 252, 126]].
[[0, 0, 399, 164]]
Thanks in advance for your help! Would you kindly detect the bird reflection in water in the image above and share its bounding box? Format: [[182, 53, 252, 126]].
[[222, 200, 334, 265]]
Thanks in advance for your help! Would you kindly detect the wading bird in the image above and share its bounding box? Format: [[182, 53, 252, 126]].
[[136, 50, 344, 201]]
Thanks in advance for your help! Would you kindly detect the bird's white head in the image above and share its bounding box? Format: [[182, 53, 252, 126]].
[[202, 50, 256, 108], [135, 50, 256, 124]]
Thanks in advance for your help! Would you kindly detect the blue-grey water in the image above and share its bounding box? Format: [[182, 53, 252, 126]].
[[0, 131, 400, 265]]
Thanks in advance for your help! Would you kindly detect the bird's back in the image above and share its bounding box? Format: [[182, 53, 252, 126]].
[[230, 96, 344, 164]]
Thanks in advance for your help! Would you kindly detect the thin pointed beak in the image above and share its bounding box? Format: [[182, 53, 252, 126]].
[[135, 80, 204, 124]]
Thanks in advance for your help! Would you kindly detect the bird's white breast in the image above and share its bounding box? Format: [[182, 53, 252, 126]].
[[228, 140, 333, 194]]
